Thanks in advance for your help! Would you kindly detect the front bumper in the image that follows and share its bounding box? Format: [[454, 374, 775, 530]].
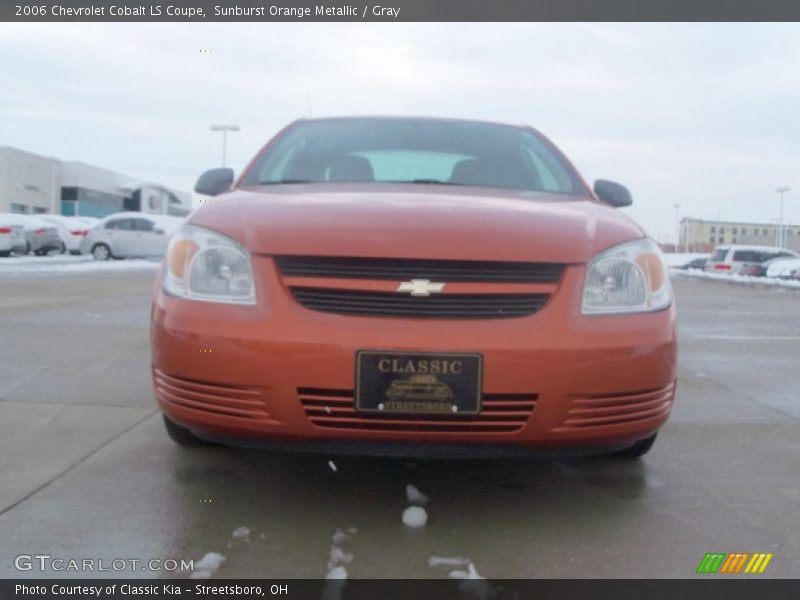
[[151, 259, 678, 452]]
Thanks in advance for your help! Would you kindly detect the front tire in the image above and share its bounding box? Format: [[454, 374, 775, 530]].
[[91, 243, 112, 261], [163, 415, 208, 447], [613, 433, 657, 459]]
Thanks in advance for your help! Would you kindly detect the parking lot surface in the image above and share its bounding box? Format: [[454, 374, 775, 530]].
[[0, 270, 798, 578]]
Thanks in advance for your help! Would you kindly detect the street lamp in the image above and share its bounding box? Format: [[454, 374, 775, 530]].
[[210, 124, 240, 167], [776, 186, 790, 248], [673, 203, 681, 252]]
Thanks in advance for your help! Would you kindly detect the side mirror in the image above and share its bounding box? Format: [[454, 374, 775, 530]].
[[153, 227, 165, 235], [195, 168, 234, 196], [594, 179, 633, 208]]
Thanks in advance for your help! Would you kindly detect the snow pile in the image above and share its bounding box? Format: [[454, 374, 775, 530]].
[[405, 484, 429, 505], [232, 526, 250, 540], [189, 552, 226, 579], [671, 267, 800, 289], [402, 506, 428, 528]]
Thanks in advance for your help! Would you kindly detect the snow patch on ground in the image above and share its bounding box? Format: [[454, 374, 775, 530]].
[[326, 527, 356, 580], [671, 267, 800, 289], [189, 552, 226, 579], [402, 506, 428, 528], [405, 484, 429, 505], [429, 556, 470, 568], [449, 562, 485, 580], [232, 526, 250, 540], [325, 565, 348, 579], [0, 254, 160, 276]]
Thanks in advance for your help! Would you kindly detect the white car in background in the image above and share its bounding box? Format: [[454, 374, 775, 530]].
[[39, 214, 100, 254], [705, 244, 799, 275], [0, 214, 28, 256], [765, 257, 800, 280], [0, 213, 63, 256], [80, 212, 184, 260]]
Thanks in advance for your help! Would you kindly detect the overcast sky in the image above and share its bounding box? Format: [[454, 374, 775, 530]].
[[1, 22, 799, 241]]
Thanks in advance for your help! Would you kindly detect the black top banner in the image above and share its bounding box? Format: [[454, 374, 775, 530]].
[[5, 0, 800, 22]]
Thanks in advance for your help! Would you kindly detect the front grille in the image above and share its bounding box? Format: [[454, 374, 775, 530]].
[[153, 370, 270, 421], [276, 255, 564, 283], [556, 383, 675, 430], [299, 388, 536, 433], [290, 287, 549, 318]]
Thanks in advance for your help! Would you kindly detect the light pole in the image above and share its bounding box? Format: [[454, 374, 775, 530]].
[[210, 124, 240, 167], [776, 186, 790, 248], [673, 203, 681, 253]]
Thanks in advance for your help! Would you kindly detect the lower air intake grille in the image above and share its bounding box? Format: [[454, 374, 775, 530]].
[[299, 388, 537, 433], [290, 288, 550, 318], [558, 383, 675, 430], [154, 370, 270, 421]]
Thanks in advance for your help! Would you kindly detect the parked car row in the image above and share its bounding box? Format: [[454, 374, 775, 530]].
[[673, 244, 800, 280], [0, 213, 64, 256], [705, 245, 799, 277], [0, 212, 184, 260], [38, 214, 100, 254]]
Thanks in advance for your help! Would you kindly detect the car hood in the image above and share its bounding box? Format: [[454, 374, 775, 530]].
[[190, 184, 645, 263]]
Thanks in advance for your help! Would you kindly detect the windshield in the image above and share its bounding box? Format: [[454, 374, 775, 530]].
[[241, 118, 586, 195]]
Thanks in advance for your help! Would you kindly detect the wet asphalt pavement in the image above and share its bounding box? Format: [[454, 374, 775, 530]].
[[0, 270, 798, 579]]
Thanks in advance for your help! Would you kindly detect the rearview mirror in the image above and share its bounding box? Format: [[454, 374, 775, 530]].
[[594, 180, 633, 208], [195, 168, 234, 196]]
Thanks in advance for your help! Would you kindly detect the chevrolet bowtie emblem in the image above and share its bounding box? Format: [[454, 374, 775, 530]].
[[397, 279, 446, 297]]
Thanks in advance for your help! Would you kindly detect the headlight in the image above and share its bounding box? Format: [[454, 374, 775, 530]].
[[163, 224, 256, 305], [582, 238, 671, 314]]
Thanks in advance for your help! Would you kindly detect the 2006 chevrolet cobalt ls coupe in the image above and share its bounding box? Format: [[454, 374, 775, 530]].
[[151, 117, 676, 458]]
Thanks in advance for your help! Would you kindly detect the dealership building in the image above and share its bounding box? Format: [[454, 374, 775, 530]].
[[680, 217, 800, 252], [0, 146, 190, 218]]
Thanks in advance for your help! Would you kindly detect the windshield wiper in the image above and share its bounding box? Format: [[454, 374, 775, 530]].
[[258, 179, 314, 185], [389, 179, 459, 185]]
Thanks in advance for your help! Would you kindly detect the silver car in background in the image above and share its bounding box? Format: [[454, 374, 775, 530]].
[[0, 215, 28, 256], [39, 214, 100, 255], [80, 212, 184, 260], [0, 214, 63, 256]]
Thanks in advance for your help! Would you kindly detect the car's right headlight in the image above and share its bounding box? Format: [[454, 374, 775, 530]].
[[582, 238, 672, 315], [163, 224, 256, 305]]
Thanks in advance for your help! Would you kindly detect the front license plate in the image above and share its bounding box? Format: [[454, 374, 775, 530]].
[[355, 351, 482, 415]]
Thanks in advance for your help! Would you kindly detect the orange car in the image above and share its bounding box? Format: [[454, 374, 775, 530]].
[[151, 117, 676, 458]]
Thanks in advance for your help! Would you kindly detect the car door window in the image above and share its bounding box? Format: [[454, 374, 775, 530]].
[[133, 218, 155, 232]]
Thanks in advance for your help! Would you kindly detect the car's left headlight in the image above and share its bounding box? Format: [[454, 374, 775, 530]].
[[163, 224, 256, 305], [582, 238, 672, 314]]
